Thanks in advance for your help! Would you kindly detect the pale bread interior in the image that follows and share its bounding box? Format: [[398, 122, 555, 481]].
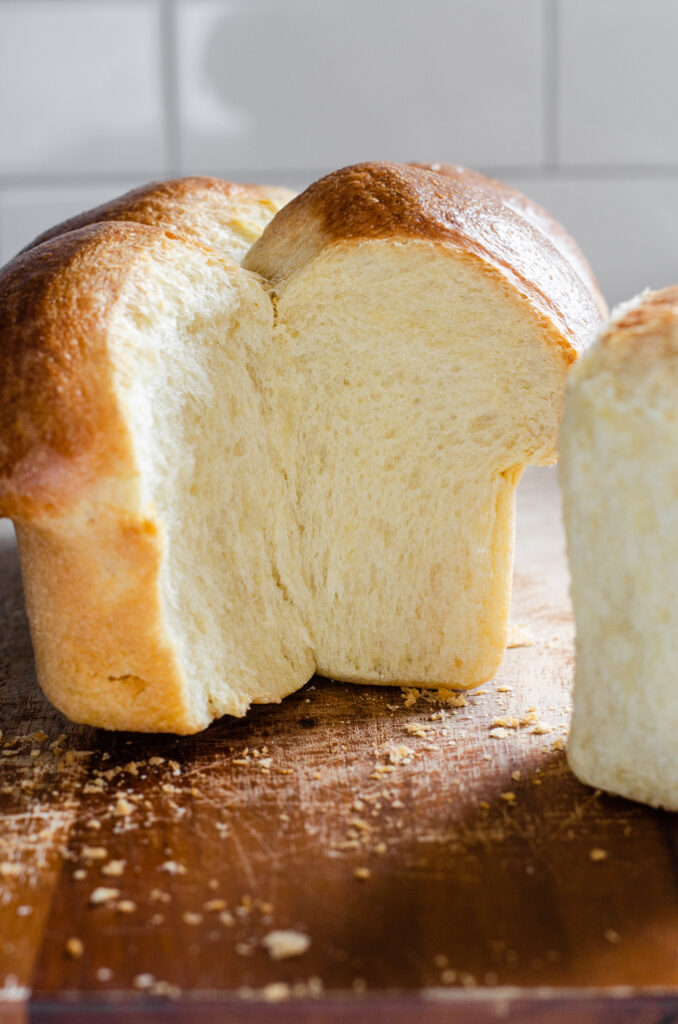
[[561, 313, 678, 809], [252, 240, 569, 689], [101, 247, 312, 725]]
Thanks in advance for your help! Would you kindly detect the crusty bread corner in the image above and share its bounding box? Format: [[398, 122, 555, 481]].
[[560, 285, 678, 808], [23, 176, 295, 264], [410, 162, 608, 318]]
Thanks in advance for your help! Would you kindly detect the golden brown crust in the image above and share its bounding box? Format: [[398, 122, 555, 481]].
[[0, 221, 181, 519], [244, 161, 606, 358], [411, 162, 607, 317], [16, 514, 197, 733], [579, 286, 678, 377], [23, 176, 295, 256]]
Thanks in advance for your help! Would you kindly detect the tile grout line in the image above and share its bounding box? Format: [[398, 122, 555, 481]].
[[5, 165, 678, 190], [160, 0, 181, 176], [543, 0, 559, 172]]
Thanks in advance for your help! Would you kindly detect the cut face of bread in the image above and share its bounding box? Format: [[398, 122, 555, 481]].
[[560, 286, 678, 809], [2, 224, 313, 731], [22, 176, 295, 263], [0, 163, 605, 732], [257, 241, 573, 686]]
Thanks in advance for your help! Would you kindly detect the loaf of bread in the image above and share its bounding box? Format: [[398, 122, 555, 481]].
[[560, 287, 678, 808], [23, 176, 295, 263], [0, 162, 605, 732]]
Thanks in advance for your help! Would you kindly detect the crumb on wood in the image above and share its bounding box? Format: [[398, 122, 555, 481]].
[[89, 886, 120, 906], [590, 848, 608, 862], [65, 937, 84, 959], [353, 866, 371, 880], [113, 797, 134, 817], [101, 859, 126, 877], [262, 929, 311, 961]]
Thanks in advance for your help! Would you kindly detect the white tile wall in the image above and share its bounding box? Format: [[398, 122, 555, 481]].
[[0, 0, 676, 306], [177, 0, 545, 172], [0, 182, 145, 264], [558, 0, 678, 167], [0, 0, 167, 176]]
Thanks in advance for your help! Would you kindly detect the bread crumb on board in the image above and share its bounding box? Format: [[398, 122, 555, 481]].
[[506, 622, 536, 648], [88, 886, 120, 906], [262, 929, 311, 961], [589, 847, 608, 862], [65, 937, 84, 959]]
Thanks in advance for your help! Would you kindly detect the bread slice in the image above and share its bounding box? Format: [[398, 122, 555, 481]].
[[243, 162, 605, 690], [0, 224, 313, 732], [22, 176, 295, 263], [0, 162, 604, 732], [560, 286, 678, 808]]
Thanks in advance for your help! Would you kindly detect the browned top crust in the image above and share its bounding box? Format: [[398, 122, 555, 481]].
[[0, 222, 180, 519], [23, 176, 294, 255], [411, 162, 607, 317], [610, 286, 678, 336], [245, 162, 606, 358], [586, 286, 678, 372]]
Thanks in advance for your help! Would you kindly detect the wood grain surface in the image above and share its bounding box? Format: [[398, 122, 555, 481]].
[[1, 468, 678, 1023]]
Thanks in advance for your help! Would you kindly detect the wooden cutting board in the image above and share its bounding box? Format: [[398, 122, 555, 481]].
[[1, 468, 678, 1024]]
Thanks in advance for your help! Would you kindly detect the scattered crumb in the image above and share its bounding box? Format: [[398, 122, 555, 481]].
[[159, 861, 186, 875], [65, 937, 84, 959], [590, 848, 608, 862], [117, 900, 137, 914], [441, 969, 457, 984], [263, 982, 291, 1002], [133, 973, 155, 990], [353, 867, 371, 881], [113, 797, 134, 817], [101, 859, 126, 877], [506, 623, 535, 648], [81, 847, 107, 860], [219, 910, 235, 927], [204, 899, 227, 912], [262, 930, 311, 961], [89, 887, 120, 906], [182, 911, 203, 925], [96, 967, 113, 981], [604, 929, 621, 944]]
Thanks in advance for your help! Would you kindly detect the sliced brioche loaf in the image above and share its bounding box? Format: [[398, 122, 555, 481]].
[[561, 286, 678, 808], [0, 162, 605, 731], [23, 176, 295, 263]]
